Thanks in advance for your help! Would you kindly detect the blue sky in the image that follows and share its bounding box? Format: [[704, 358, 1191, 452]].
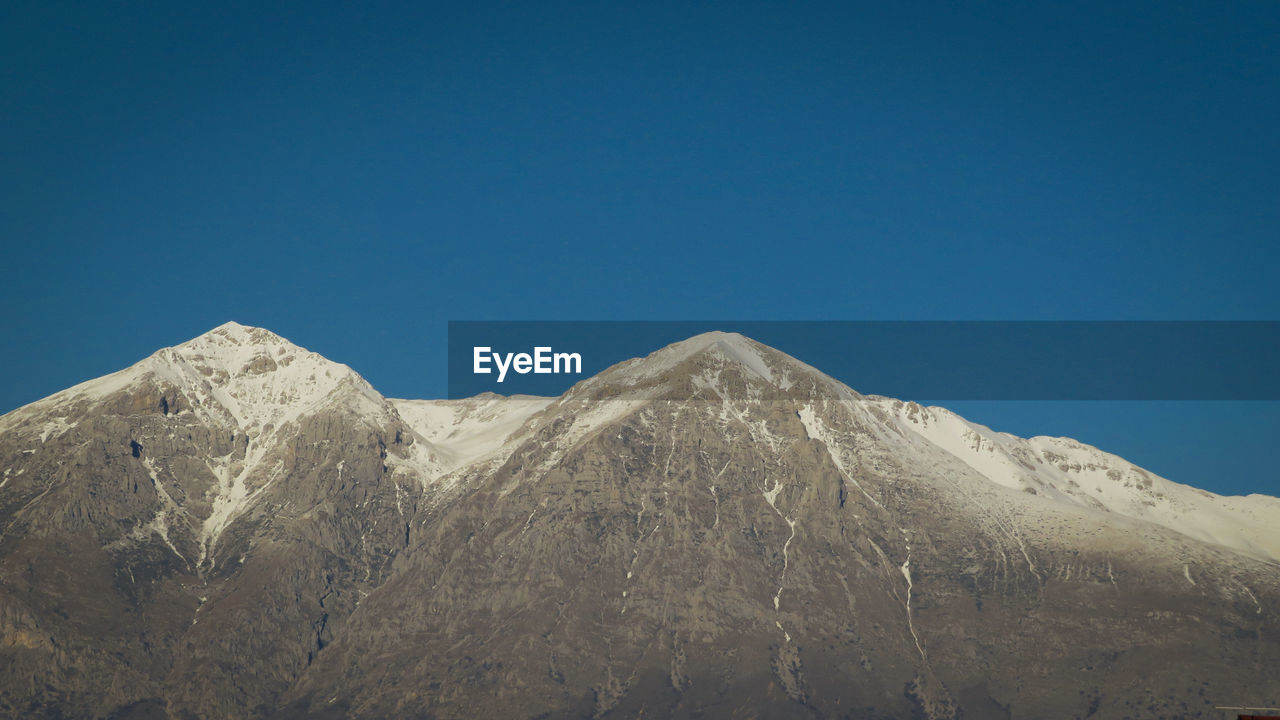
[[1, 2, 1277, 495]]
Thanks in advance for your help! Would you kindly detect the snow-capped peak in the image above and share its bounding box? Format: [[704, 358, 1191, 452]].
[[660, 332, 777, 381], [146, 322, 384, 431], [0, 322, 385, 435], [588, 331, 829, 393], [572, 333, 1280, 565], [162, 321, 305, 379], [177, 320, 285, 351]]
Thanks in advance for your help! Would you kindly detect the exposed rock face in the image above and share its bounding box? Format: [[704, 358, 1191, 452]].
[[1, 326, 1276, 719], [0, 324, 419, 719]]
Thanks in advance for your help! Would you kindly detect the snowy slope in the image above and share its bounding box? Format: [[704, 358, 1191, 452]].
[[392, 394, 552, 472], [867, 398, 1280, 563]]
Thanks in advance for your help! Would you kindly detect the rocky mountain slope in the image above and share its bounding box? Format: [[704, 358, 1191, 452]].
[[1, 324, 1276, 719]]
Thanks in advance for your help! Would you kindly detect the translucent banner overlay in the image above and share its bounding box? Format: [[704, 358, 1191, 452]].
[[447, 321, 1280, 401]]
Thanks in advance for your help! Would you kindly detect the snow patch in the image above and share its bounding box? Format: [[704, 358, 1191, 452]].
[[126, 458, 190, 565], [868, 398, 1280, 565], [899, 548, 928, 663], [393, 394, 552, 473]]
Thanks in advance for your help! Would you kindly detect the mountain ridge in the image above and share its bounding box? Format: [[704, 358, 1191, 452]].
[[1, 323, 1277, 718], [3, 322, 1276, 563]]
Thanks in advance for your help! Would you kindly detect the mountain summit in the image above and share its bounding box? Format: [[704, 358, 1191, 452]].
[[1, 326, 1276, 719], [2, 322, 382, 434]]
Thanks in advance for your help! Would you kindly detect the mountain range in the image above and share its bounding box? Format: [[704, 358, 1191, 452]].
[[1, 322, 1276, 719]]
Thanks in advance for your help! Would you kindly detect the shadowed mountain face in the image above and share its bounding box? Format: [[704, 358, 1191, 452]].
[[1, 325, 1276, 719]]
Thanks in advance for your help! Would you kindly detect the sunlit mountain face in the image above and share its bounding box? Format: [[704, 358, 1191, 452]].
[[1, 325, 1276, 719]]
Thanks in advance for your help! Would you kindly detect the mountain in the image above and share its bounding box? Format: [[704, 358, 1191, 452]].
[[0, 325, 1276, 719]]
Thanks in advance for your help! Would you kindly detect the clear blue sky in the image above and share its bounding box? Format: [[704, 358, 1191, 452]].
[[1, 2, 1277, 495]]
